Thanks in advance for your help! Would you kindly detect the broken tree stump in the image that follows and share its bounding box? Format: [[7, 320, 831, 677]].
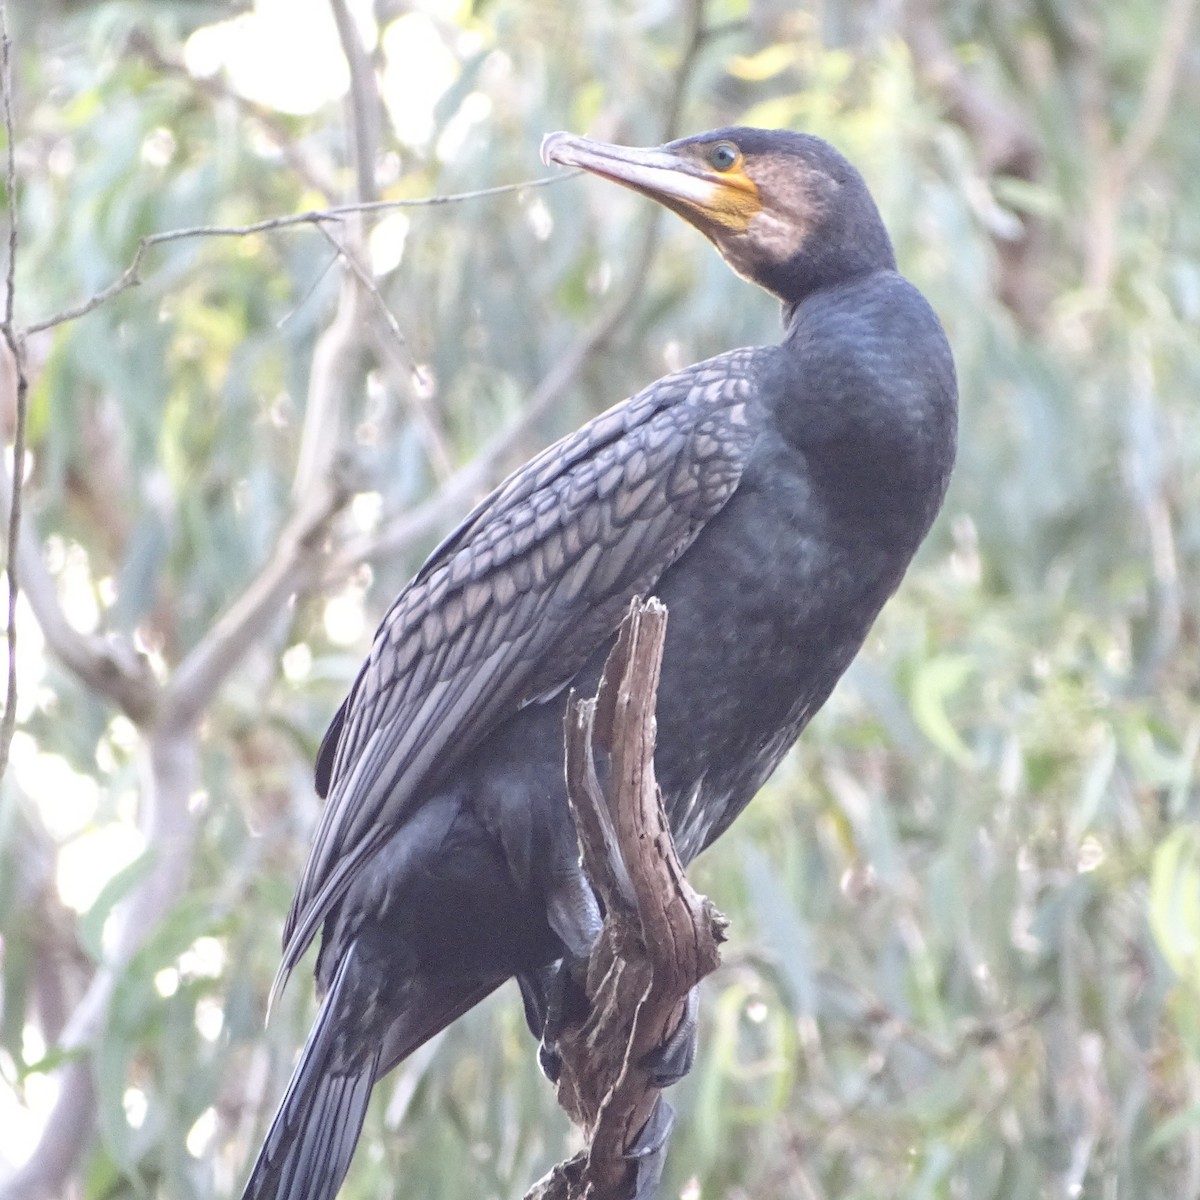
[[525, 596, 728, 1200]]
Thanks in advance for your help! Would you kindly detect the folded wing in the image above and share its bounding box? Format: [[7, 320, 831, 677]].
[[278, 348, 768, 994]]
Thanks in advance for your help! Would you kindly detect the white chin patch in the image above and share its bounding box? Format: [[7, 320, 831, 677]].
[[719, 210, 806, 286]]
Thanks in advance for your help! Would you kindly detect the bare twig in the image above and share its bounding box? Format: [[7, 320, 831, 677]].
[[336, 0, 716, 572], [1081, 0, 1198, 293], [0, 727, 199, 1200], [24, 174, 577, 337], [364, 312, 456, 483], [128, 29, 340, 201], [904, 0, 1047, 329], [314, 221, 415, 374], [329, 0, 379, 203], [526, 598, 725, 1200], [0, 478, 157, 720], [329, 291, 632, 572], [159, 467, 352, 734], [0, 0, 25, 779]]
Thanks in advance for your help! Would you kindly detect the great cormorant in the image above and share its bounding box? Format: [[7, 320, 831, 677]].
[[241, 126, 957, 1200]]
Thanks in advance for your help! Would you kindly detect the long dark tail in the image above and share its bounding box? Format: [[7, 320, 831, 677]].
[[242, 944, 506, 1200], [242, 946, 379, 1200]]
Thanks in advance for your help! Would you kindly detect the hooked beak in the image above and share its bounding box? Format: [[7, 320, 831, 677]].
[[540, 131, 760, 234]]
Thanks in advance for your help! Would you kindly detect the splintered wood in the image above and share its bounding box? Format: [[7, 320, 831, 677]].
[[526, 597, 727, 1200]]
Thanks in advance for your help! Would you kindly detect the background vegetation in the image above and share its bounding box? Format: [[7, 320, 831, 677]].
[[0, 0, 1198, 1196]]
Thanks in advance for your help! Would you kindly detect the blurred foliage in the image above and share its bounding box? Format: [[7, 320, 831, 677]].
[[0, 0, 1199, 1197]]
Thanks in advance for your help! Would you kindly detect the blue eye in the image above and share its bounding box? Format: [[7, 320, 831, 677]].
[[708, 142, 740, 171]]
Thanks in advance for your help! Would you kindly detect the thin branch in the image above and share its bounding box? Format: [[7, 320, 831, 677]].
[[0, 0, 24, 779], [313, 220, 456, 482], [329, 0, 380, 204], [158, 468, 352, 735], [0, 469, 158, 720], [315, 222, 414, 372], [335, 3, 716, 572], [364, 313, 456, 483], [1080, 0, 1198, 293], [1111, 0, 1197, 183], [0, 728, 200, 1200], [291, 0, 384, 504], [128, 29, 340, 201], [904, 0, 1047, 329], [24, 174, 577, 336]]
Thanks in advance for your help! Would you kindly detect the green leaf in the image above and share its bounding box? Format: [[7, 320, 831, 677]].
[[78, 850, 156, 963], [909, 654, 976, 765], [1150, 826, 1200, 989]]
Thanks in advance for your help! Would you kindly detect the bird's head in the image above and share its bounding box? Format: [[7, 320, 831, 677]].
[[542, 126, 896, 306]]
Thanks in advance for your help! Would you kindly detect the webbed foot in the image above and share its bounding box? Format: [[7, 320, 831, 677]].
[[640, 986, 699, 1087]]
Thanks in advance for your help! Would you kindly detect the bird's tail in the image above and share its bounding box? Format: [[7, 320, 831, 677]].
[[241, 945, 379, 1200], [242, 944, 507, 1200]]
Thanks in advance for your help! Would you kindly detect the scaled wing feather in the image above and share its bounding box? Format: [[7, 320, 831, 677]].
[[282, 350, 766, 979]]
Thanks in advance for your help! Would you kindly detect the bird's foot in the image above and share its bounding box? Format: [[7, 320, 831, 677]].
[[531, 863, 604, 1081], [625, 1094, 675, 1200], [519, 957, 589, 1083], [640, 986, 699, 1087], [536, 956, 592, 1083], [546, 866, 603, 961], [519, 965, 567, 1079]]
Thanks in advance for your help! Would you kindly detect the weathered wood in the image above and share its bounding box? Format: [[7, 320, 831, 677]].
[[525, 596, 727, 1200]]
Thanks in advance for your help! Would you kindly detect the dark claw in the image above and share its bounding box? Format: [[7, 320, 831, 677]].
[[535, 958, 589, 1083], [546, 863, 603, 960], [516, 964, 568, 1082], [626, 1094, 675, 1200], [640, 986, 699, 1087], [517, 966, 557, 1041], [538, 1039, 563, 1083]]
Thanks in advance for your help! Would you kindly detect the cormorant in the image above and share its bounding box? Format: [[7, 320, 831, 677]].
[[242, 127, 957, 1200]]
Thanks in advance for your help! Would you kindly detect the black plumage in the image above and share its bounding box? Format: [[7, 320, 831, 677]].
[[242, 127, 957, 1200]]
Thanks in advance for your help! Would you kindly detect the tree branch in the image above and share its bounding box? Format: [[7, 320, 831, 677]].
[[0, 0, 26, 778], [525, 599, 726, 1200], [0, 727, 199, 1200], [9, 507, 161, 727], [22, 174, 575, 337], [335, 0, 716, 573], [904, 0, 1048, 330], [1080, 0, 1198, 293], [158, 465, 352, 735], [127, 29, 340, 202], [329, 0, 380, 204]]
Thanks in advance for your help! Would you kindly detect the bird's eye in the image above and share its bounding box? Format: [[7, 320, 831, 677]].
[[708, 142, 741, 172]]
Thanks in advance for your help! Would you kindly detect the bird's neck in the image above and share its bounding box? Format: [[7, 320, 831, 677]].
[[774, 212, 897, 328], [779, 265, 894, 334]]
